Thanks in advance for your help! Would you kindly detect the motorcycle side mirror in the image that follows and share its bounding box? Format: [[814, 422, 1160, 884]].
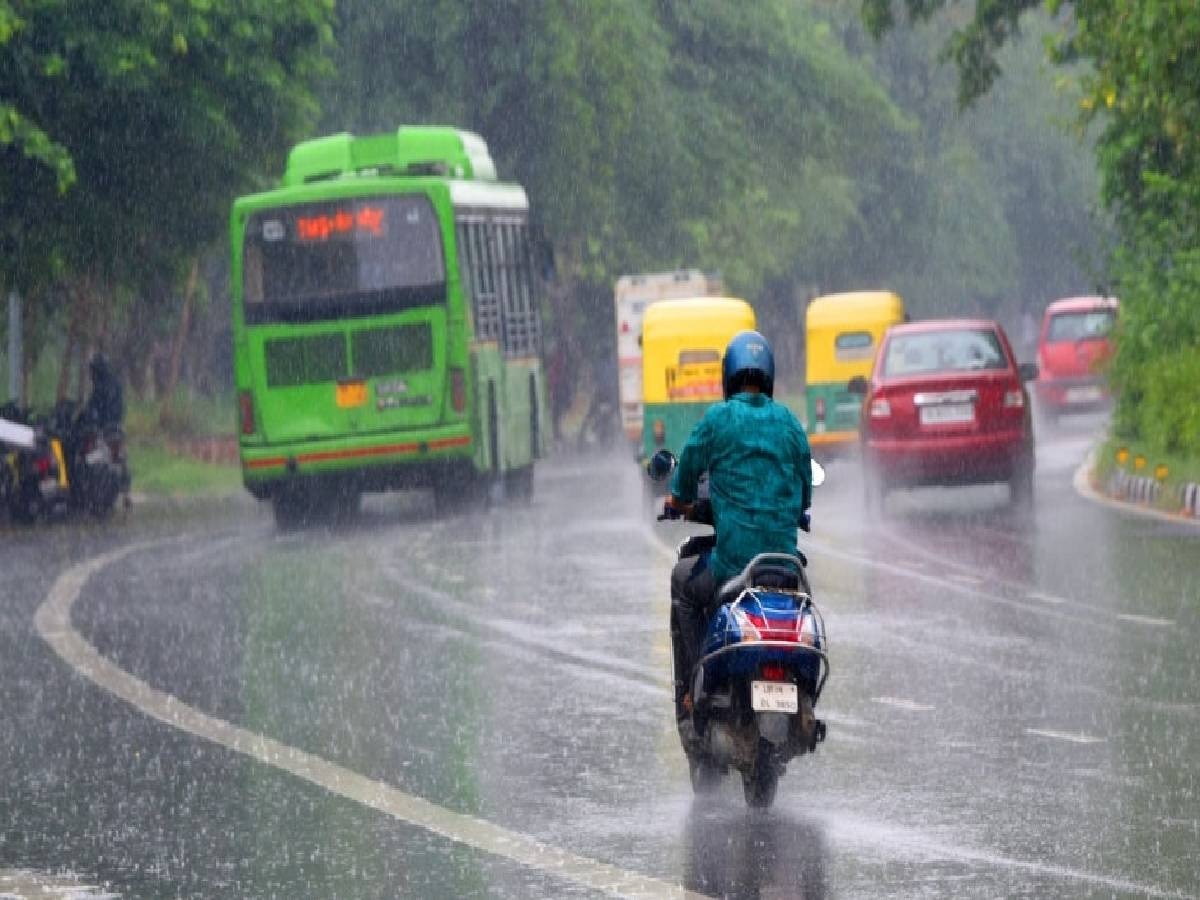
[[647, 449, 677, 482], [811, 459, 826, 487]]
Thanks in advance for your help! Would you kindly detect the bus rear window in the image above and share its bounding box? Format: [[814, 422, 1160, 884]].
[[243, 195, 445, 322], [353, 324, 433, 376]]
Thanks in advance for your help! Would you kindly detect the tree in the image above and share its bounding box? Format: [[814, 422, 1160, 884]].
[[0, 0, 335, 395]]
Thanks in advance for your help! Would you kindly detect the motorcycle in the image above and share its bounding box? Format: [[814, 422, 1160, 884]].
[[52, 399, 132, 519], [1, 401, 131, 523], [1, 407, 71, 524], [648, 449, 828, 808]]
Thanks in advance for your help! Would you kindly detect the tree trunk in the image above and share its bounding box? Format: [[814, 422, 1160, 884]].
[[160, 257, 199, 427], [56, 283, 84, 403], [75, 275, 100, 405]]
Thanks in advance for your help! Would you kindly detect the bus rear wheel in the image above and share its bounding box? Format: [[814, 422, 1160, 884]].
[[504, 465, 533, 502]]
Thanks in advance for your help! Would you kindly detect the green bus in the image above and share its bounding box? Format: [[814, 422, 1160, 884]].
[[231, 126, 548, 524]]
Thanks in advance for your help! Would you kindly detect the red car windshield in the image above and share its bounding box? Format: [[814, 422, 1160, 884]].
[[882, 329, 1007, 377], [1046, 310, 1115, 342]]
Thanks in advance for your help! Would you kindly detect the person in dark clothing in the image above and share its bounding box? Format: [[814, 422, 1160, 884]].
[[665, 330, 813, 723], [78, 353, 124, 430]]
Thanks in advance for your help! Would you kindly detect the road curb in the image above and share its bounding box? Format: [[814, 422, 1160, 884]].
[[1074, 452, 1200, 528]]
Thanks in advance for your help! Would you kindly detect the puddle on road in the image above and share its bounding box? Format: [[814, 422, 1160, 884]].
[[0, 869, 118, 899]]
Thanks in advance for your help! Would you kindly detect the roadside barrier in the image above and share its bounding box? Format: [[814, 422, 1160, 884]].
[[1103, 446, 1200, 518], [1183, 482, 1200, 517]]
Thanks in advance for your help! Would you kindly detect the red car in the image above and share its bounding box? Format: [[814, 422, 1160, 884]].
[[850, 319, 1037, 509], [1034, 296, 1118, 421]]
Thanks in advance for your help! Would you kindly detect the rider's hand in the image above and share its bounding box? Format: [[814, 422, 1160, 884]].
[[660, 495, 692, 520], [799, 511, 811, 532]]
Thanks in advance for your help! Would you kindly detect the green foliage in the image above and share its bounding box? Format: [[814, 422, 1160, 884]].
[[1, 0, 335, 325], [864, 0, 1200, 457], [4, 0, 1110, 435]]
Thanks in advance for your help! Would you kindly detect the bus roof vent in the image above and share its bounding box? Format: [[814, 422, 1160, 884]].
[[282, 127, 498, 187]]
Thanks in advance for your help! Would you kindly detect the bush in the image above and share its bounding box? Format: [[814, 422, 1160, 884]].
[[1132, 350, 1200, 457]]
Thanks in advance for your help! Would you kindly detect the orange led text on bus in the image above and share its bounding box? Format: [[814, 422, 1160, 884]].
[[297, 206, 385, 241]]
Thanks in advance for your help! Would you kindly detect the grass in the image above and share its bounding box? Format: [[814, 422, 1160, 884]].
[[124, 394, 240, 498], [128, 443, 242, 497]]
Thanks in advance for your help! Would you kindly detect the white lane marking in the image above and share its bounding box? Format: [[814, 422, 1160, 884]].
[[35, 542, 706, 900], [823, 812, 1190, 899], [645, 523, 1110, 633], [1025, 728, 1106, 745], [0, 868, 117, 898], [871, 696, 935, 712], [1027, 591, 1067, 605], [945, 573, 984, 586], [1116, 613, 1175, 628]]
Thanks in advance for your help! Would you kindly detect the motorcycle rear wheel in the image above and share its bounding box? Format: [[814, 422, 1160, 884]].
[[688, 755, 723, 794], [742, 739, 779, 808]]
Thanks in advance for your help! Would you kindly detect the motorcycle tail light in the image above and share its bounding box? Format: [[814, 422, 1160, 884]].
[[760, 662, 787, 682], [238, 391, 256, 436], [36, 456, 52, 477]]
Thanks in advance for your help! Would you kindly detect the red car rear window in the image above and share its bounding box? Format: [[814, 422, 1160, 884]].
[[882, 329, 1007, 377], [1046, 310, 1115, 342]]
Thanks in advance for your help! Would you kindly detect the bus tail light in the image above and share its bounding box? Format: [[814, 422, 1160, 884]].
[[238, 391, 256, 435], [451, 368, 467, 413], [814, 397, 826, 423], [652, 418, 666, 447]]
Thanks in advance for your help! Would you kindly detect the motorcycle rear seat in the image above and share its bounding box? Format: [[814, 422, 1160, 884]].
[[718, 558, 807, 602]]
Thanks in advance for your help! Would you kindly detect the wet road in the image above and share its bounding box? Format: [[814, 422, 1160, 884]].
[[1, 415, 1198, 898]]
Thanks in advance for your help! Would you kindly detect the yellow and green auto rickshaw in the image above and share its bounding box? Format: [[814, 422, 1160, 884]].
[[641, 296, 756, 465], [804, 290, 905, 452]]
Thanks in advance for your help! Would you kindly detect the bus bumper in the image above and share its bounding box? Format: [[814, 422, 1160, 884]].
[[240, 427, 474, 495]]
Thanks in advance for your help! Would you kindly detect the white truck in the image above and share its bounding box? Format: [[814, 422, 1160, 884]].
[[613, 269, 723, 447]]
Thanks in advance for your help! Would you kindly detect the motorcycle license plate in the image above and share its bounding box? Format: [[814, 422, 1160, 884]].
[[751, 680, 798, 713]]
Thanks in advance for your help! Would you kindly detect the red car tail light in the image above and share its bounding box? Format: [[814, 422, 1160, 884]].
[[869, 397, 891, 418], [1003, 388, 1025, 409]]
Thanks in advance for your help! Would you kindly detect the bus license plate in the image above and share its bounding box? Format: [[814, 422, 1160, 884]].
[[336, 381, 367, 408], [751, 681, 798, 713]]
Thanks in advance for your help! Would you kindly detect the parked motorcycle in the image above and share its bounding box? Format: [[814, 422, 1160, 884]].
[[649, 449, 828, 808], [1, 401, 131, 523], [1, 407, 71, 524], [52, 399, 132, 519]]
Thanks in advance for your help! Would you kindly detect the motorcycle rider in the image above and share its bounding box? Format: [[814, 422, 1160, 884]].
[[77, 352, 125, 431], [665, 330, 813, 725]]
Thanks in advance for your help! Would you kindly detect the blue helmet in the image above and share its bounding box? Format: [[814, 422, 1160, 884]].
[[722, 330, 775, 399]]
